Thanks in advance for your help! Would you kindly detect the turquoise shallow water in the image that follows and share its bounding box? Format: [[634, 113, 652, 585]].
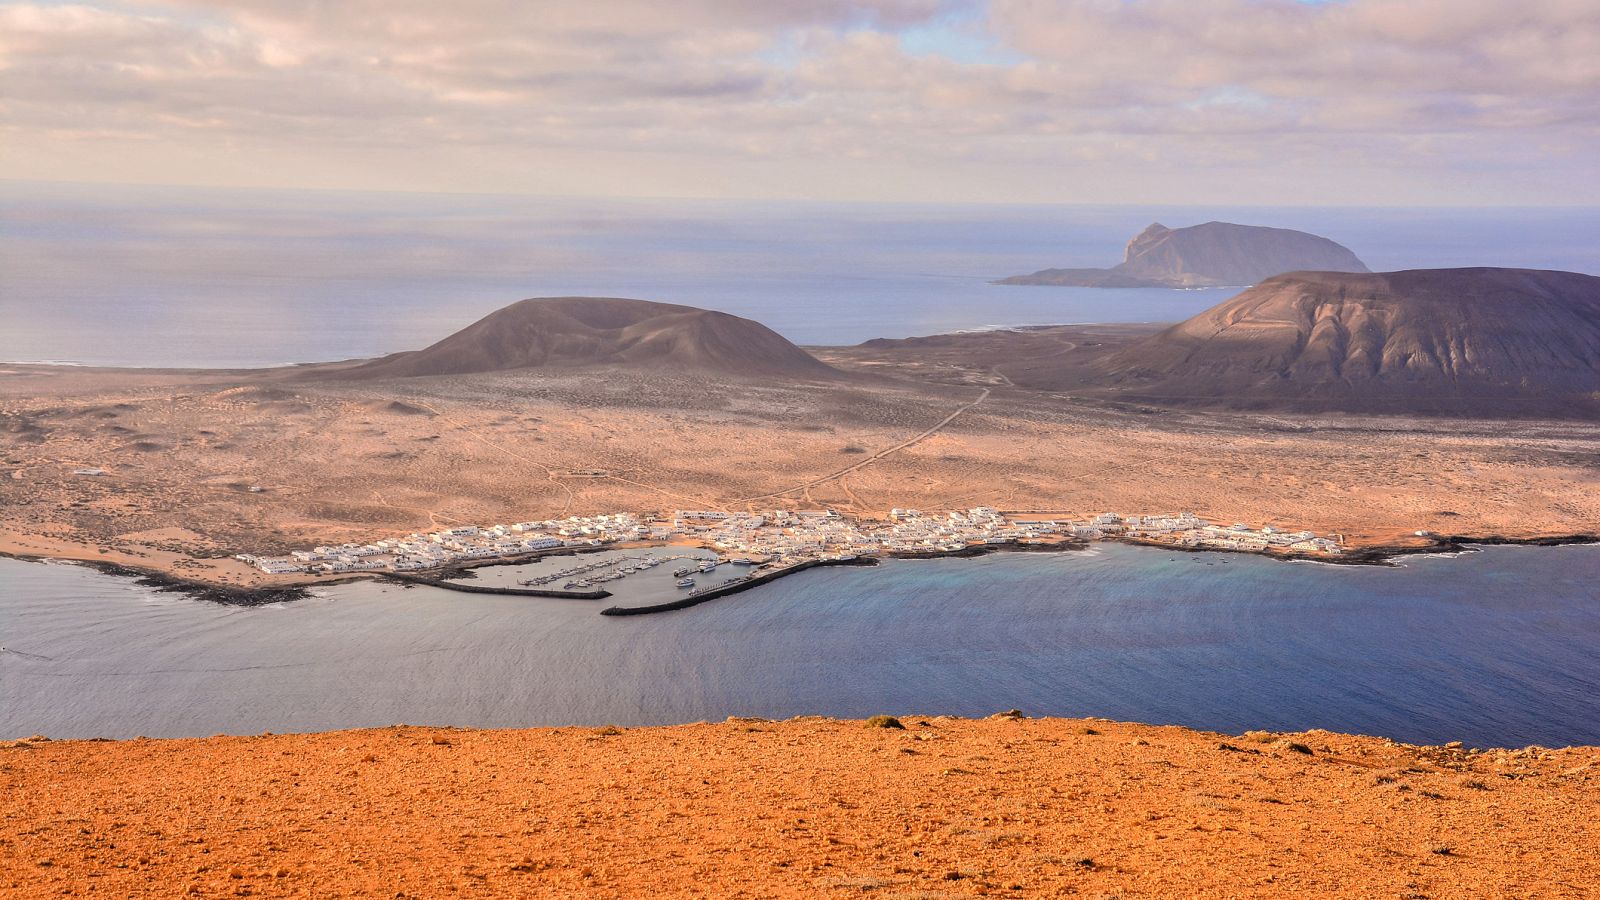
[[3, 543, 1597, 746]]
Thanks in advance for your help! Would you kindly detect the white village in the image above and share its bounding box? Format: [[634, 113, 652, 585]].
[[238, 507, 1344, 579]]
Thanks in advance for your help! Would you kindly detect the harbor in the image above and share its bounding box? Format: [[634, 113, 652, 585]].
[[402, 546, 756, 609], [225, 506, 1358, 610], [6, 541, 1600, 747]]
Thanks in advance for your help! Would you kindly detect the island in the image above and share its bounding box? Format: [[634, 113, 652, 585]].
[[997, 220, 1370, 287], [2, 285, 1595, 601]]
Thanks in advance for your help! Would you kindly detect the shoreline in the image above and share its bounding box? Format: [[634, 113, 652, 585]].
[[1116, 531, 1600, 566], [5, 532, 1597, 608]]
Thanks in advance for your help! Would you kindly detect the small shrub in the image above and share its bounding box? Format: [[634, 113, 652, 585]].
[[1283, 742, 1314, 755], [1460, 778, 1491, 791], [594, 725, 624, 736], [865, 715, 905, 730]]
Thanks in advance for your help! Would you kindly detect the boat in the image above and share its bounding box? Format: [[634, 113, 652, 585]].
[[698, 561, 717, 573], [676, 578, 695, 588], [673, 566, 693, 577], [564, 581, 579, 589], [730, 558, 754, 566]]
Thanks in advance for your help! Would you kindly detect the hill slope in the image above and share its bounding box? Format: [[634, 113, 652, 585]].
[[1000, 221, 1369, 288], [1102, 267, 1600, 415], [326, 297, 840, 381], [5, 718, 1596, 899]]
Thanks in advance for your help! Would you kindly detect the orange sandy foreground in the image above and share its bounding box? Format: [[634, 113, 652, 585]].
[[3, 716, 1597, 899]]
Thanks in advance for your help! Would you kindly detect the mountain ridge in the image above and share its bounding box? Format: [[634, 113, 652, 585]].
[[1099, 266, 1600, 415]]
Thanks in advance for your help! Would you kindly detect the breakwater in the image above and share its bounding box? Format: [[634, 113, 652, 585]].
[[7, 542, 1600, 746], [386, 573, 611, 600], [601, 557, 878, 616]]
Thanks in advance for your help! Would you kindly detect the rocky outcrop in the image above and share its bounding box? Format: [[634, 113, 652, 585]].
[[1000, 221, 1369, 288]]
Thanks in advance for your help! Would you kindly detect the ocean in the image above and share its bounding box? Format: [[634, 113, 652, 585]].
[[4, 181, 1599, 367], [4, 183, 1599, 745], [3, 544, 1598, 747]]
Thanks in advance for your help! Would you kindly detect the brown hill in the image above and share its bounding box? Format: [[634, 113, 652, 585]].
[[324, 297, 841, 381], [1102, 267, 1600, 416], [999, 221, 1369, 288]]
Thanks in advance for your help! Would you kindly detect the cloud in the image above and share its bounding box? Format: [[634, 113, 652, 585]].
[[0, 0, 1596, 203]]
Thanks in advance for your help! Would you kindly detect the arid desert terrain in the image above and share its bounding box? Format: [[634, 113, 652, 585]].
[[3, 715, 1597, 899], [2, 344, 1596, 590]]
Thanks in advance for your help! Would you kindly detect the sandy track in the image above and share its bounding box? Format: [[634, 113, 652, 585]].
[[741, 387, 991, 503]]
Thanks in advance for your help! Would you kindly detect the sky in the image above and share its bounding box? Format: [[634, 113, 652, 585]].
[[2, 0, 1598, 205]]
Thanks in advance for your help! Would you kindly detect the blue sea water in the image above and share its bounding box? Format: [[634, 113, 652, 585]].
[[4, 183, 1598, 745], [3, 544, 1597, 746], [4, 181, 1599, 367]]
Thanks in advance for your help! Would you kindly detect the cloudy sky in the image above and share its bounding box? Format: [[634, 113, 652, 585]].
[[2, 0, 1597, 204]]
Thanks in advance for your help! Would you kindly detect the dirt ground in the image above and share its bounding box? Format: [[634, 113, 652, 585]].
[[2, 716, 1597, 898], [1, 346, 1596, 588]]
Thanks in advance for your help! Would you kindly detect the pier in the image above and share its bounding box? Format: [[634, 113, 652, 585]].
[[600, 556, 877, 616], [387, 573, 611, 599]]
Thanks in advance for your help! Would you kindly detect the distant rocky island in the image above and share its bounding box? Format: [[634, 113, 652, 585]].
[[998, 221, 1370, 288]]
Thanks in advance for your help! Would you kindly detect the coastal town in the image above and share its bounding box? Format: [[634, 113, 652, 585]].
[[237, 507, 1345, 578]]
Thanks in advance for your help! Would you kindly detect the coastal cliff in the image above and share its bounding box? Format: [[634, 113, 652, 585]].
[[999, 221, 1369, 288]]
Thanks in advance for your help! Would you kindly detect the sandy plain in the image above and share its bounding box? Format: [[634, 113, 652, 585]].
[[3, 716, 1598, 899], [1, 333, 1597, 589]]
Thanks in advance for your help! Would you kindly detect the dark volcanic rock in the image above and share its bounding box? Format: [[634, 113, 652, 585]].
[[1101, 267, 1600, 417], [317, 297, 841, 381], [999, 221, 1369, 288]]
